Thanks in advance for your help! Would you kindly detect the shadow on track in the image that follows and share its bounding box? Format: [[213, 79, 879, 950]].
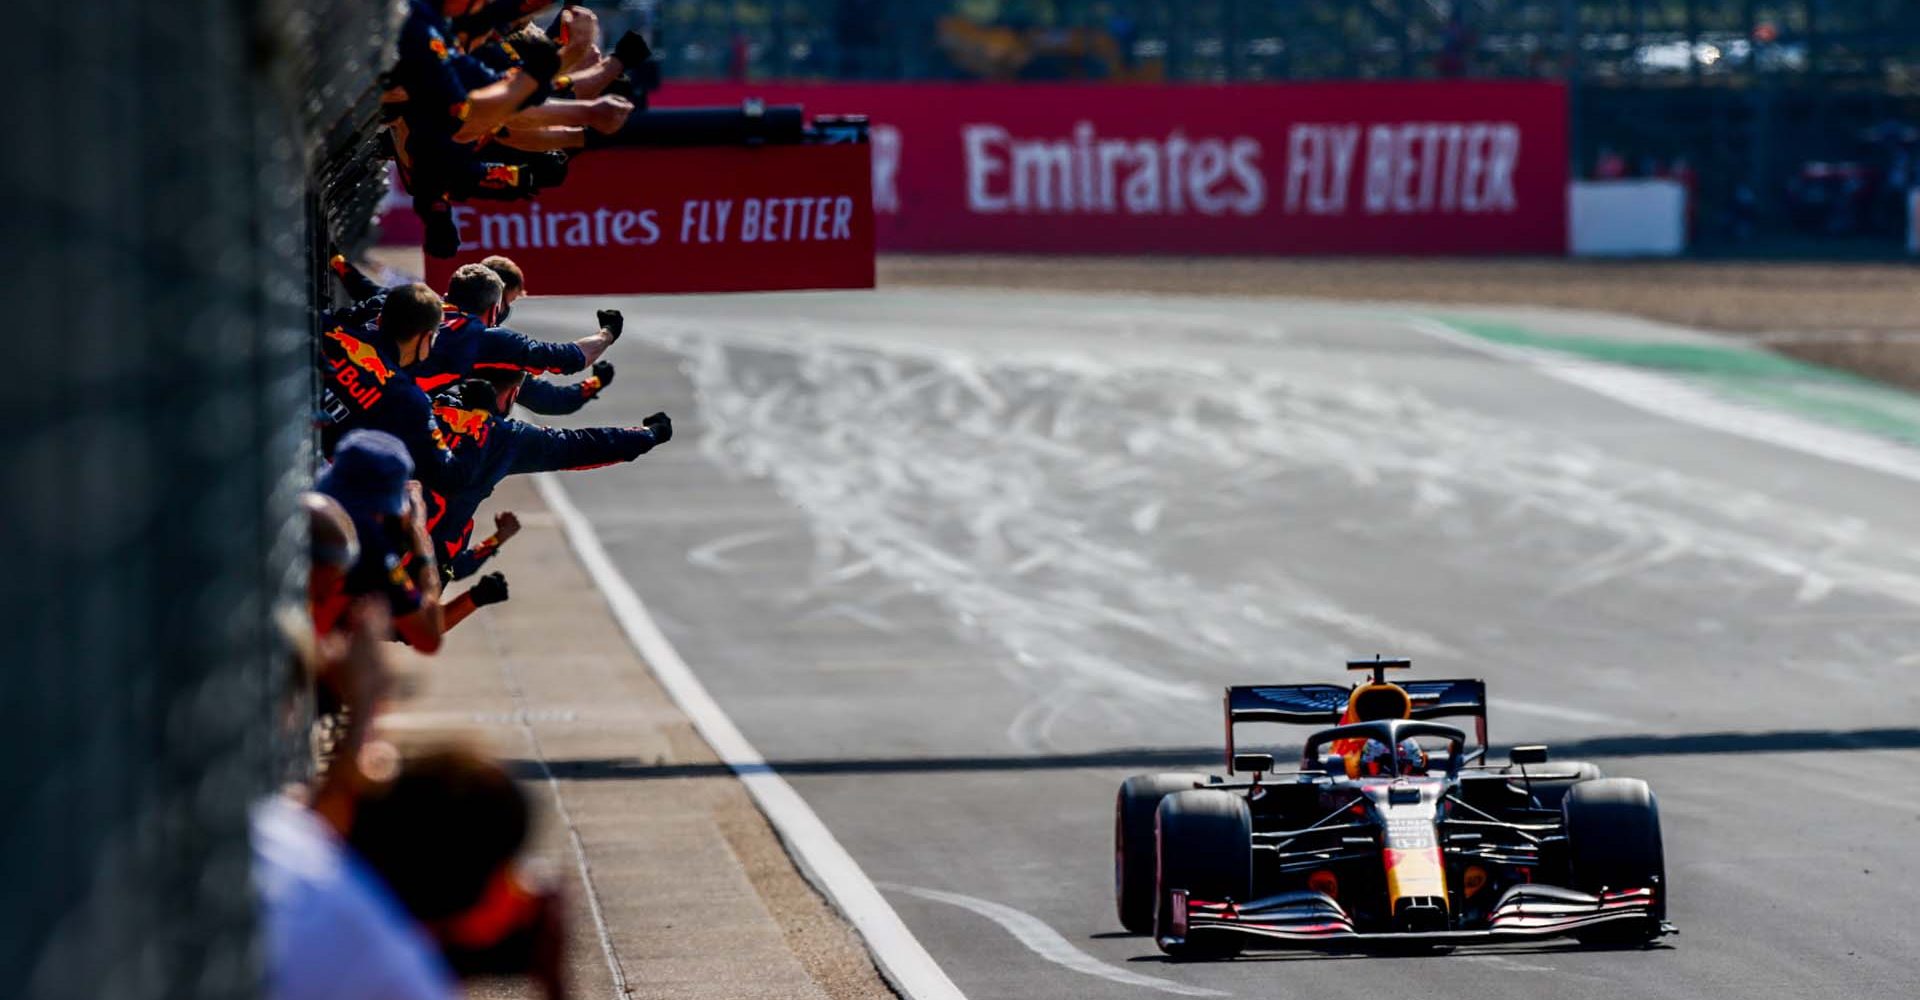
[[505, 726, 1920, 781]]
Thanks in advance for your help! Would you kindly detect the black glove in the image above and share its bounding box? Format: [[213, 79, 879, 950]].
[[612, 30, 653, 69], [436, 378, 498, 414], [643, 411, 672, 445], [527, 150, 570, 188], [596, 308, 623, 341], [591, 360, 616, 389], [422, 201, 461, 258], [470, 571, 510, 607]]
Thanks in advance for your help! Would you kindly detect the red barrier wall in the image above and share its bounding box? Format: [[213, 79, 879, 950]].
[[658, 82, 1568, 256], [424, 142, 875, 295]]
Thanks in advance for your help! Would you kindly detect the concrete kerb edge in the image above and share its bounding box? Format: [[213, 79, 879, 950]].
[[530, 472, 962, 1000]]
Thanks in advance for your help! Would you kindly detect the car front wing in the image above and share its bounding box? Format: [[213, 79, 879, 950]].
[[1164, 884, 1668, 950]]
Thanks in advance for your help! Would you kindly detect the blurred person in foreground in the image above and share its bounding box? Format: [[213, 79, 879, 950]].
[[255, 597, 459, 1000], [349, 744, 565, 998], [256, 605, 563, 999], [426, 372, 669, 577]]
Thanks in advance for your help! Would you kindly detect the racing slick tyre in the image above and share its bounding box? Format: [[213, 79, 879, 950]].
[[1154, 789, 1252, 959], [1502, 760, 1604, 810], [1116, 774, 1216, 934], [1563, 778, 1666, 946]]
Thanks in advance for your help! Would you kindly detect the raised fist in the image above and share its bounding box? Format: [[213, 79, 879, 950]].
[[596, 308, 623, 340], [470, 572, 510, 607], [642, 411, 672, 445]]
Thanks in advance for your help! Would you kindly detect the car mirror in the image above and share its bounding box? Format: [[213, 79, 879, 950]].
[[1232, 753, 1275, 774], [1509, 745, 1549, 766]]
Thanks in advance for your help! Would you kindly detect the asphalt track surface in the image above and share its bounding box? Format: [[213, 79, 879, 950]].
[[513, 290, 1920, 1000]]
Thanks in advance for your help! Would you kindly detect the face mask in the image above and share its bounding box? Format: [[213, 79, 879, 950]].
[[495, 302, 511, 325]]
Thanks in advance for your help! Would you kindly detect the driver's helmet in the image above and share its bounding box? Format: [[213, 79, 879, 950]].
[[1354, 738, 1429, 777], [1334, 682, 1416, 777]]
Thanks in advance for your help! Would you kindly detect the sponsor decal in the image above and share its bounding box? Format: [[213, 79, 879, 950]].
[[1462, 865, 1488, 898], [328, 328, 393, 385], [324, 328, 394, 412], [654, 81, 1569, 256], [961, 121, 1264, 217], [1384, 816, 1437, 850], [1383, 845, 1449, 903], [436, 405, 492, 446], [426, 144, 874, 294]]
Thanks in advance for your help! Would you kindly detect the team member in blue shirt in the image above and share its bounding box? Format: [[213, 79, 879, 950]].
[[318, 284, 462, 490]]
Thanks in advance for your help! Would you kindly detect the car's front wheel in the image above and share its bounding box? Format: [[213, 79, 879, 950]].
[[1154, 789, 1252, 959], [1114, 773, 1215, 934], [1563, 777, 1666, 946]]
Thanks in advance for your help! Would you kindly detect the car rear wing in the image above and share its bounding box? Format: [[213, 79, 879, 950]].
[[1223, 679, 1489, 773]]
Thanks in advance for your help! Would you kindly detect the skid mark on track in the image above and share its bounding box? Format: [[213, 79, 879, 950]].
[[649, 322, 1459, 743], [645, 315, 1920, 733], [883, 884, 1230, 997], [687, 528, 786, 572]]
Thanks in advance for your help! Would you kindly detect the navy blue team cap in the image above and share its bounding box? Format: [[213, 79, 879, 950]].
[[317, 429, 415, 520]]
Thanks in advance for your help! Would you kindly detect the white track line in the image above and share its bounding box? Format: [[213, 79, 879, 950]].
[[1405, 316, 1920, 486], [883, 884, 1229, 998], [534, 473, 968, 1000]]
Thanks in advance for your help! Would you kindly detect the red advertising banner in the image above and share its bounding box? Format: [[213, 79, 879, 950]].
[[655, 82, 1568, 256], [424, 142, 875, 295]]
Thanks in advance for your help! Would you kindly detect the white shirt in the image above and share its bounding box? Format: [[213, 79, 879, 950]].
[[251, 796, 458, 1000]]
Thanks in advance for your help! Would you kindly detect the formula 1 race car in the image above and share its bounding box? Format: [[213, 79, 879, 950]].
[[1114, 658, 1671, 957]]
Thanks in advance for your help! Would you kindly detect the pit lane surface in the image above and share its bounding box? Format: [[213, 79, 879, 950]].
[[514, 290, 1920, 1000]]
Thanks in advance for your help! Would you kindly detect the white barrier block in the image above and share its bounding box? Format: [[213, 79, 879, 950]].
[[1569, 179, 1687, 257]]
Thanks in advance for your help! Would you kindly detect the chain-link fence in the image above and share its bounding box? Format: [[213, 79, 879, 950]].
[[1, 2, 398, 997]]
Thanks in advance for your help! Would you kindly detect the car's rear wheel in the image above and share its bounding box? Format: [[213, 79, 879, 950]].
[[1502, 760, 1604, 810], [1563, 778, 1665, 946], [1154, 789, 1252, 959], [1115, 774, 1214, 934]]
